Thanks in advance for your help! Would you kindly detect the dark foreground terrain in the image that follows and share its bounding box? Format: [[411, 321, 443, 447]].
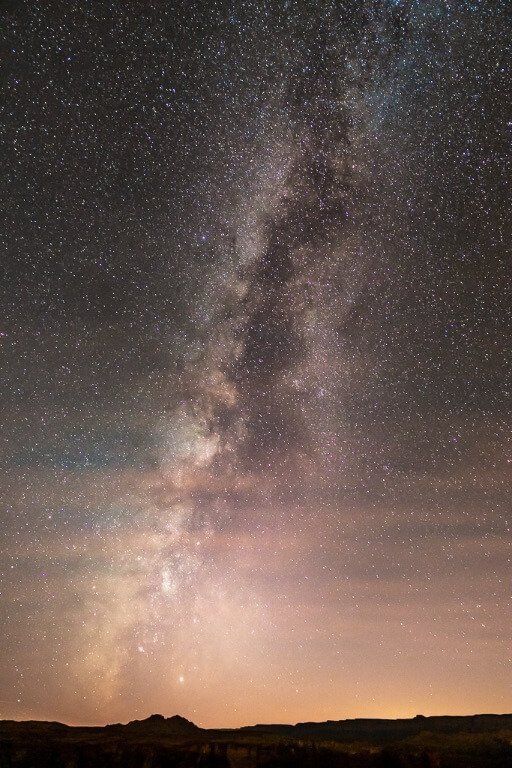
[[1, 712, 511, 768]]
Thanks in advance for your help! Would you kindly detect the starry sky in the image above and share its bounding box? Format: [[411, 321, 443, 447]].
[[0, 0, 510, 728]]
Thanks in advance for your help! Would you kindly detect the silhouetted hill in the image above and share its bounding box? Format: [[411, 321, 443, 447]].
[[1, 712, 512, 767], [110, 713, 200, 734]]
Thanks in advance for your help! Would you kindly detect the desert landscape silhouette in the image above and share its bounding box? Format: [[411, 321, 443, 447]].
[[2, 712, 512, 767]]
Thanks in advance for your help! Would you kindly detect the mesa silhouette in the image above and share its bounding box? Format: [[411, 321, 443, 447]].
[[1, 712, 512, 767]]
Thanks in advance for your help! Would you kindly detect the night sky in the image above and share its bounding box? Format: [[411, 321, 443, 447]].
[[1, 0, 510, 728]]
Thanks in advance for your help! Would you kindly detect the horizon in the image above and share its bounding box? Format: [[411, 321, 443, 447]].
[[4, 709, 512, 731], [1, 0, 510, 730]]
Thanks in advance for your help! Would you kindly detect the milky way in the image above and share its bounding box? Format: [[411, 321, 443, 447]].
[[0, 1, 510, 727]]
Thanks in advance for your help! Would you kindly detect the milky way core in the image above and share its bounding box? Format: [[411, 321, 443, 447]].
[[1, 1, 510, 727]]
